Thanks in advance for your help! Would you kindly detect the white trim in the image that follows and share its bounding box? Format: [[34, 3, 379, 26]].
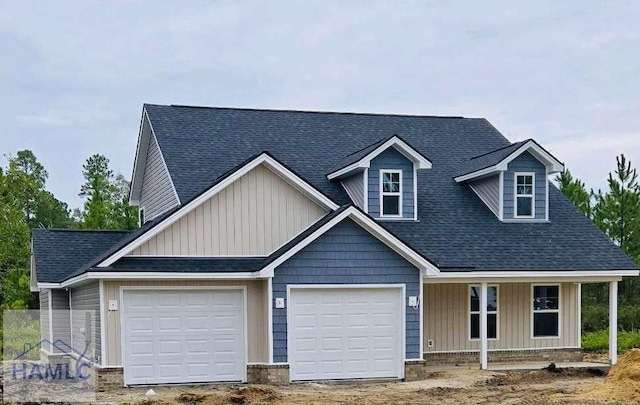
[[531, 283, 561, 339], [69, 288, 73, 354], [419, 280, 424, 356], [454, 140, 564, 183], [469, 284, 499, 341], [138, 206, 146, 227], [480, 283, 488, 369], [126, 254, 268, 258], [48, 289, 53, 350], [380, 169, 403, 218], [99, 153, 339, 267], [286, 284, 406, 380], [258, 206, 439, 277], [99, 280, 106, 367], [128, 109, 148, 205], [609, 281, 618, 365], [498, 171, 504, 220], [424, 346, 582, 354], [340, 179, 361, 208], [514, 172, 535, 219], [146, 110, 181, 207], [545, 167, 550, 220], [119, 286, 249, 385], [327, 136, 432, 180], [413, 165, 418, 221], [57, 271, 268, 290], [39, 282, 62, 289], [424, 270, 636, 282], [363, 168, 369, 213], [267, 277, 274, 364], [577, 283, 582, 348], [468, 182, 500, 218]]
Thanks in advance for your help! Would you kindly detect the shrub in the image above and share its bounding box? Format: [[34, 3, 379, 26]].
[[582, 330, 640, 352]]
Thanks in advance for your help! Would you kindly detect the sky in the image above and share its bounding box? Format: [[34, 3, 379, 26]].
[[1, 1, 639, 210]]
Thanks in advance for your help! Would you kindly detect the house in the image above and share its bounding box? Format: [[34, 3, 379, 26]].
[[31, 104, 639, 389]]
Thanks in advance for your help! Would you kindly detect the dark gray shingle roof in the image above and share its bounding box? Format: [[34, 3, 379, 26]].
[[32, 229, 132, 283], [144, 104, 636, 272]]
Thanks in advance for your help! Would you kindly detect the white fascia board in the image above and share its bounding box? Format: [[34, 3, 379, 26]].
[[424, 270, 639, 283], [37, 282, 61, 289], [327, 136, 432, 180], [258, 206, 439, 277], [98, 153, 339, 267], [57, 270, 272, 289], [129, 109, 152, 205], [455, 140, 565, 183]]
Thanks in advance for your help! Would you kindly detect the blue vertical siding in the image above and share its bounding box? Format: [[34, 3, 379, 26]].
[[503, 152, 547, 220], [368, 148, 415, 219], [272, 218, 421, 363]]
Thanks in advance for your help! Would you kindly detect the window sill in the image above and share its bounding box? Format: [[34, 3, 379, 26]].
[[376, 217, 419, 222]]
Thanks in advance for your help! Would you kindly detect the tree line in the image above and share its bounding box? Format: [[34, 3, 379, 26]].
[[0, 150, 138, 310]]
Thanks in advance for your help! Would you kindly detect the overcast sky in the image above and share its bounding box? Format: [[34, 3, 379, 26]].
[[1, 1, 639, 209]]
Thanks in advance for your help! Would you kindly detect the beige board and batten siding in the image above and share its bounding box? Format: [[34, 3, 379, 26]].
[[70, 282, 101, 363], [128, 163, 328, 257], [423, 283, 579, 352], [139, 129, 180, 221], [102, 280, 268, 367], [40, 289, 50, 352]]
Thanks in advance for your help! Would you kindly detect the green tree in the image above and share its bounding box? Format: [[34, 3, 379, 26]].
[[78, 154, 138, 230], [79, 154, 115, 229], [556, 168, 592, 217], [592, 155, 640, 304]]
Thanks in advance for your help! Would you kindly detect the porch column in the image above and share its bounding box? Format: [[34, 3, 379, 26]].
[[480, 282, 488, 370], [609, 281, 618, 365]]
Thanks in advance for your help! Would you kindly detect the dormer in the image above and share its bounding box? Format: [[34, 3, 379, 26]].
[[454, 139, 564, 222], [327, 135, 431, 220]]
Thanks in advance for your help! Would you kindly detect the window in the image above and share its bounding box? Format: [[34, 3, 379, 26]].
[[380, 170, 402, 217], [469, 285, 498, 340], [515, 173, 535, 218], [532, 285, 560, 338]]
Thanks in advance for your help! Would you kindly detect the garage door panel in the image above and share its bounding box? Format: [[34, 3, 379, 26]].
[[123, 289, 245, 385], [289, 288, 403, 381]]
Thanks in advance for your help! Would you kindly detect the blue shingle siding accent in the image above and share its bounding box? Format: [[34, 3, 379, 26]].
[[367, 148, 415, 219], [503, 151, 547, 220], [271, 218, 421, 363]]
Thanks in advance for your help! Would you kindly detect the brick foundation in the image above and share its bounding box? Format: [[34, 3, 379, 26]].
[[93, 367, 124, 391], [247, 364, 290, 385], [404, 360, 428, 381], [423, 348, 583, 366]]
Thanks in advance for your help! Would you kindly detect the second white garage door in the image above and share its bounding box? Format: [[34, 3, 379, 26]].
[[122, 289, 245, 385], [288, 287, 404, 381]]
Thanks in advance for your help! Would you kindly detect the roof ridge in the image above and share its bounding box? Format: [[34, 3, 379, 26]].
[[32, 228, 133, 233], [469, 139, 531, 160], [146, 103, 468, 120]]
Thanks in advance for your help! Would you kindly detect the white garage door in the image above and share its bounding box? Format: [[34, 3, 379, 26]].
[[122, 289, 245, 385], [289, 287, 403, 381]]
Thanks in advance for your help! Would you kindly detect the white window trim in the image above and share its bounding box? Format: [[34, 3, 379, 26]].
[[469, 284, 499, 341], [380, 169, 403, 218], [514, 172, 535, 219], [531, 283, 561, 339]]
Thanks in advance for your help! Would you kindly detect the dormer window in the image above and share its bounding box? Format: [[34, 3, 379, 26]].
[[381, 170, 402, 217], [515, 173, 535, 218]]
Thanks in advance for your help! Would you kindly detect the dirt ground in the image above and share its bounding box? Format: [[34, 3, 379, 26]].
[[91, 367, 627, 405]]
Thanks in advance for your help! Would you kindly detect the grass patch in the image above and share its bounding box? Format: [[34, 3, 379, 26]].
[[583, 330, 640, 352]]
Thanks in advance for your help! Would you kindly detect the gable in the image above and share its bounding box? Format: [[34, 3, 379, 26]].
[[469, 175, 500, 217], [368, 148, 415, 219], [503, 151, 547, 220], [128, 163, 329, 257], [140, 131, 180, 221], [341, 172, 366, 209]]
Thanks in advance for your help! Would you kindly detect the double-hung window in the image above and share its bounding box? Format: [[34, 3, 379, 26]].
[[380, 170, 402, 217], [515, 173, 535, 218], [469, 285, 498, 340], [532, 285, 560, 338]]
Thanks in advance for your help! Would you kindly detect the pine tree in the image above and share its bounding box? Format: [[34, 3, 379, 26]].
[[556, 168, 592, 217]]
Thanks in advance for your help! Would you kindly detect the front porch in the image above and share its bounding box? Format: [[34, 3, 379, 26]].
[[422, 276, 622, 369]]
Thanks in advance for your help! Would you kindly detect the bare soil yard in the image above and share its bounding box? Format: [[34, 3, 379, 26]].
[[92, 368, 624, 405]]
